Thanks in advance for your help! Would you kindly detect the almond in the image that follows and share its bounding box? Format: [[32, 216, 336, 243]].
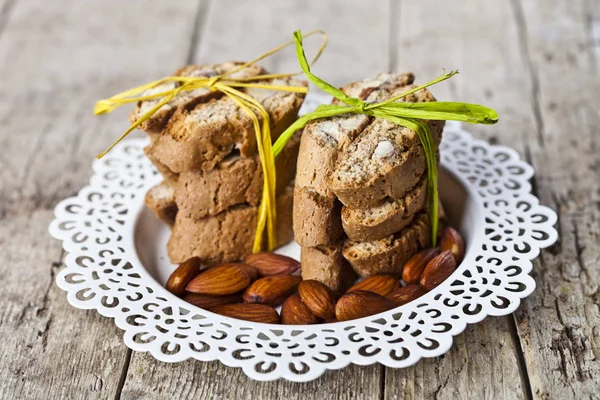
[[440, 227, 465, 263], [244, 252, 300, 276], [236, 263, 260, 281], [346, 274, 400, 296], [183, 293, 242, 309], [186, 264, 251, 295], [420, 250, 457, 290], [298, 280, 336, 319], [242, 275, 302, 306], [386, 285, 428, 306], [208, 303, 280, 324], [166, 258, 201, 296], [402, 248, 440, 284], [281, 293, 321, 325], [335, 290, 395, 321]]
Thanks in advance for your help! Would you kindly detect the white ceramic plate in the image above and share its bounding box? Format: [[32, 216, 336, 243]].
[[49, 93, 557, 382]]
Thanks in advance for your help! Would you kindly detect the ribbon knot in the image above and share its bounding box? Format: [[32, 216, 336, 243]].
[[355, 100, 367, 114], [207, 75, 221, 90]]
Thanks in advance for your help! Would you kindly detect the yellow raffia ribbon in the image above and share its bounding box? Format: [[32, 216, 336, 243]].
[[273, 31, 500, 245], [94, 30, 328, 253]]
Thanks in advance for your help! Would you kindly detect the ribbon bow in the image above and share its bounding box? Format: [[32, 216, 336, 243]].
[[94, 31, 328, 253], [273, 31, 499, 245]]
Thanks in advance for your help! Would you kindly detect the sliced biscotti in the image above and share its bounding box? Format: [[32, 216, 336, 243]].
[[328, 84, 444, 209], [293, 74, 414, 246], [167, 184, 294, 264], [174, 130, 301, 221], [293, 114, 371, 246], [300, 243, 357, 296], [145, 182, 177, 226], [146, 76, 306, 172], [130, 62, 264, 133], [341, 174, 427, 241], [342, 212, 430, 277]]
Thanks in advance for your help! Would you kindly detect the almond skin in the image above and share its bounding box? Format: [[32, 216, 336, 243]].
[[183, 293, 242, 309], [186, 264, 251, 295], [420, 250, 457, 290], [243, 252, 300, 276], [335, 290, 395, 321], [242, 275, 302, 306], [440, 227, 465, 263], [386, 285, 428, 306], [208, 303, 280, 324], [346, 274, 400, 297], [236, 263, 260, 281], [402, 248, 440, 284], [166, 258, 201, 296], [281, 293, 321, 325], [298, 280, 336, 319]]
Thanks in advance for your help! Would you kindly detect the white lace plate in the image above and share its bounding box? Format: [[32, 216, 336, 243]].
[[48, 93, 558, 382]]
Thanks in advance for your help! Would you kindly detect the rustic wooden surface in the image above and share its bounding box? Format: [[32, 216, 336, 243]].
[[0, 0, 598, 399]]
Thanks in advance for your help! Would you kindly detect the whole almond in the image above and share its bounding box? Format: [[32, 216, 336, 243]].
[[237, 263, 260, 281], [298, 280, 336, 319], [166, 258, 201, 296], [186, 264, 251, 295], [402, 248, 440, 284], [440, 227, 465, 263], [244, 252, 300, 276], [420, 250, 457, 290], [386, 285, 428, 306], [335, 290, 395, 321], [281, 293, 321, 325], [209, 303, 280, 324], [243, 275, 302, 306], [346, 274, 400, 297], [183, 293, 242, 309]]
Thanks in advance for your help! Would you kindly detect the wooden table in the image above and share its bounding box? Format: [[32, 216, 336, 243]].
[[1, 0, 599, 398]]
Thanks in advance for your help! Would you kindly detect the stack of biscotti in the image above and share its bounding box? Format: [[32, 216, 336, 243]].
[[294, 72, 444, 294], [138, 62, 306, 265]]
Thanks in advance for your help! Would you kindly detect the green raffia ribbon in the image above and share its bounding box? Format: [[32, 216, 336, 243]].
[[273, 30, 499, 246]]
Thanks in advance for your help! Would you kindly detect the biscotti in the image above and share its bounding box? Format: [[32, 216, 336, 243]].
[[300, 243, 357, 295], [341, 174, 427, 241], [293, 75, 413, 247], [130, 62, 264, 134], [145, 77, 306, 172], [328, 86, 444, 209], [174, 130, 301, 221], [145, 182, 177, 226], [342, 212, 430, 277], [168, 184, 294, 264]]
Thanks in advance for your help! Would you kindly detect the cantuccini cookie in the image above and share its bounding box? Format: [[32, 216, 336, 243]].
[[174, 130, 301, 221], [144, 182, 177, 226], [145, 76, 306, 172], [167, 184, 295, 265], [341, 174, 427, 242], [342, 212, 430, 277], [300, 243, 357, 295]]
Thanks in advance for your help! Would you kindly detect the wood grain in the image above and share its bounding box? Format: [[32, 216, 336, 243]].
[[192, 0, 391, 87], [511, 0, 600, 398], [0, 0, 201, 398]]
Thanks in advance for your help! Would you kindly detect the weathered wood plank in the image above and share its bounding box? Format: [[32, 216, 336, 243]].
[[0, 0, 201, 398], [120, 0, 390, 397], [510, 0, 600, 398], [121, 355, 381, 400], [192, 0, 392, 88], [385, 1, 536, 398]]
